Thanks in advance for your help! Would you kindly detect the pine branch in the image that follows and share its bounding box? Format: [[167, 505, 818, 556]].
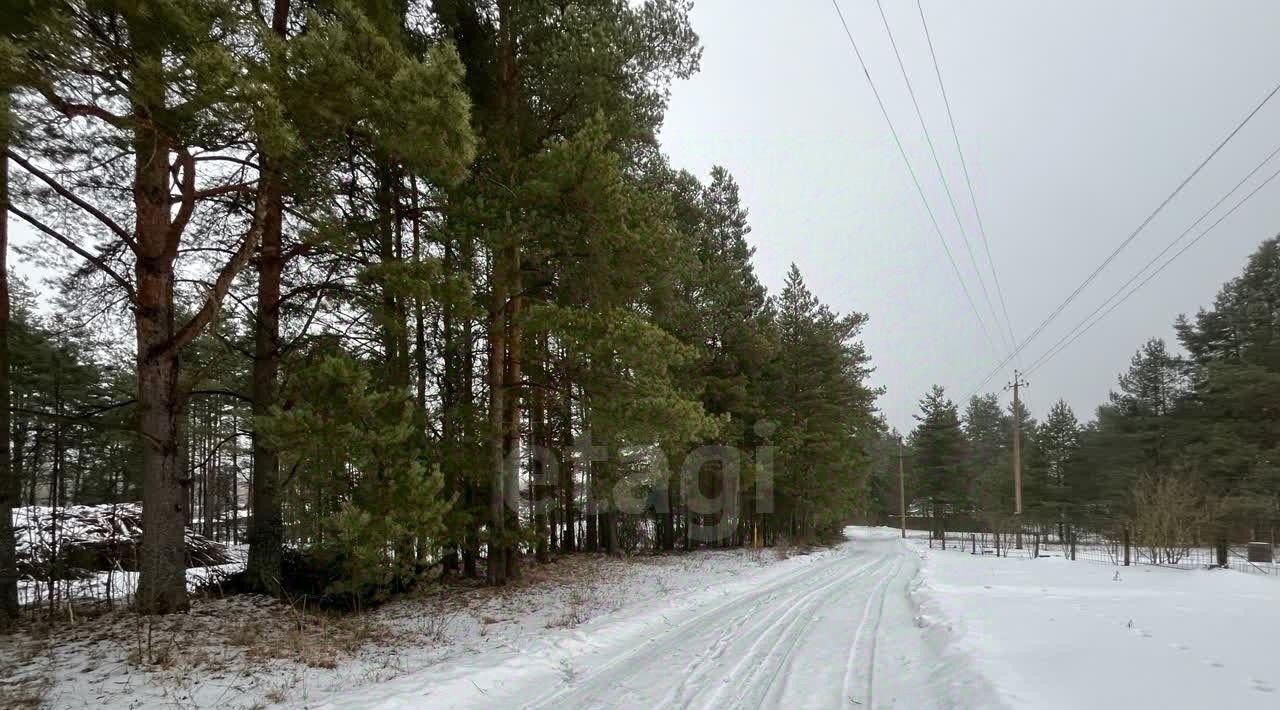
[[5, 149, 137, 251], [34, 86, 133, 131], [6, 203, 137, 303], [162, 186, 270, 361]]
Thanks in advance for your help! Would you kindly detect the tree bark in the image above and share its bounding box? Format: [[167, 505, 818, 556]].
[[412, 178, 428, 410], [0, 90, 19, 624], [377, 166, 409, 389], [131, 77, 191, 612], [462, 237, 479, 578], [560, 386, 575, 553], [486, 245, 508, 585], [531, 341, 549, 563], [585, 468, 598, 553], [502, 253, 522, 581], [438, 194, 460, 576], [131, 36, 265, 614], [244, 0, 289, 596], [245, 161, 284, 594]]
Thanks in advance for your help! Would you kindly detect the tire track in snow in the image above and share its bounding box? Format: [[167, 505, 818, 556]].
[[842, 548, 907, 708], [750, 550, 899, 708], [646, 551, 872, 708], [521, 533, 915, 710], [690, 551, 893, 709], [522, 546, 861, 710]]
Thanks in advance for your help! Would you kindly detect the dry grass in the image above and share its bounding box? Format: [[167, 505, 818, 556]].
[[0, 631, 54, 709], [227, 606, 386, 669], [0, 549, 793, 708], [546, 588, 591, 629], [0, 684, 48, 709], [0, 592, 396, 709]]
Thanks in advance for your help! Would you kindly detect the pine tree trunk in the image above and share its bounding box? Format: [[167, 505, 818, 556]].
[[246, 159, 284, 595], [244, 0, 289, 593], [606, 508, 619, 557], [502, 260, 522, 581], [412, 178, 428, 411], [132, 90, 190, 613], [231, 411, 239, 546], [585, 466, 598, 554], [531, 349, 549, 563], [462, 234, 479, 578], [439, 215, 461, 576], [661, 462, 677, 552], [0, 94, 17, 623], [486, 244, 508, 585], [560, 389, 576, 553], [378, 167, 409, 389]]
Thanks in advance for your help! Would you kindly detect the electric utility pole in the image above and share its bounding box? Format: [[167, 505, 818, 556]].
[[1005, 370, 1029, 549], [898, 436, 906, 539]]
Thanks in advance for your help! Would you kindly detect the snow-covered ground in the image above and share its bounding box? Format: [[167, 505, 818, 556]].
[[5, 544, 904, 709], [309, 528, 990, 710], [911, 534, 1280, 709], [5, 527, 1277, 709], [17, 553, 246, 608]]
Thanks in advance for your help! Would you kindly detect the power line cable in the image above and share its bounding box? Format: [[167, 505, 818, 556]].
[[915, 0, 1020, 362], [1025, 160, 1280, 376], [1024, 141, 1280, 375], [873, 0, 1011, 355], [829, 0, 1000, 358], [961, 77, 1280, 398]]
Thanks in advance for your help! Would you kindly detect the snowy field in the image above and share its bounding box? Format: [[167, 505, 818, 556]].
[[912, 534, 1280, 708], [3, 527, 1277, 709]]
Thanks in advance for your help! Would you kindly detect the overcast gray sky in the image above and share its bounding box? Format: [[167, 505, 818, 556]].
[[659, 0, 1280, 433]]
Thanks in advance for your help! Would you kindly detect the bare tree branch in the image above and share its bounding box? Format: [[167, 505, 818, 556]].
[[191, 388, 252, 404], [35, 86, 133, 131], [163, 186, 270, 360], [168, 147, 198, 243], [6, 149, 137, 251], [281, 261, 344, 355], [189, 183, 255, 201], [6, 203, 137, 303]]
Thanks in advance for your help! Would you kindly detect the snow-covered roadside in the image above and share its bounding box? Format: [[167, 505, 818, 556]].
[[0, 546, 825, 709], [303, 527, 1000, 710], [909, 534, 1280, 709], [20, 526, 1270, 710], [302, 544, 852, 709]]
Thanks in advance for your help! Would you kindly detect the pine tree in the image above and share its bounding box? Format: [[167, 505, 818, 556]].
[[911, 385, 966, 537], [963, 394, 1006, 515], [648, 165, 775, 549], [240, 0, 475, 596], [432, 0, 700, 580], [1037, 399, 1081, 535], [0, 0, 34, 625], [1174, 237, 1280, 543], [0, 0, 905, 621], [765, 266, 878, 542], [260, 349, 449, 605]]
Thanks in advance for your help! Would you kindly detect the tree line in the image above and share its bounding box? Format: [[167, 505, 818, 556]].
[[0, 0, 882, 621], [873, 237, 1280, 559]]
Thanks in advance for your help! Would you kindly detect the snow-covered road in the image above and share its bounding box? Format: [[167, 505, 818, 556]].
[[522, 531, 907, 709], [316, 528, 992, 710], [18, 526, 1277, 708]]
